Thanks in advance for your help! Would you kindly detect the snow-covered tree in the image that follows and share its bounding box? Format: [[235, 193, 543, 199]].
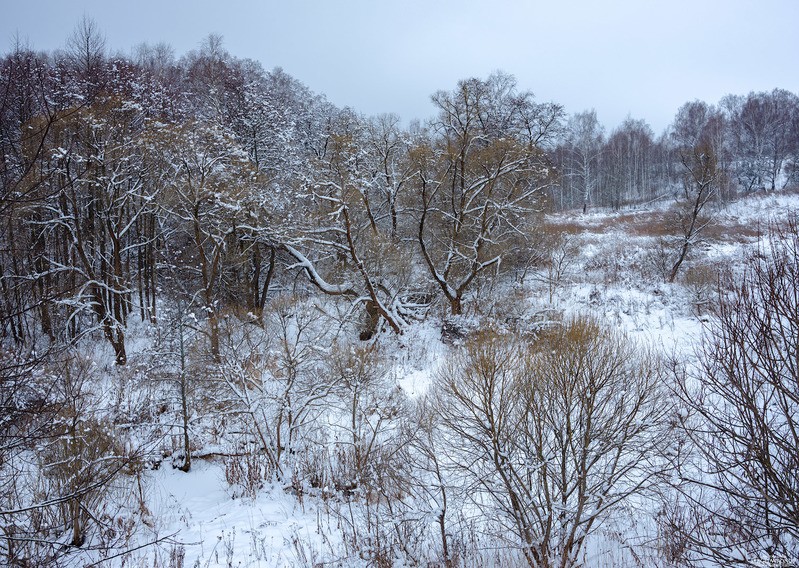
[[672, 220, 799, 565], [284, 108, 419, 338], [437, 319, 671, 567], [149, 119, 259, 359], [556, 109, 605, 210], [414, 72, 562, 315], [723, 89, 799, 191]]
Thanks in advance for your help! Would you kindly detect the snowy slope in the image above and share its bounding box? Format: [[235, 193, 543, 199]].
[[74, 190, 799, 567]]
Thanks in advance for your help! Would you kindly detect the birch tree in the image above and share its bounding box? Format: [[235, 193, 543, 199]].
[[557, 110, 604, 210], [724, 89, 799, 191]]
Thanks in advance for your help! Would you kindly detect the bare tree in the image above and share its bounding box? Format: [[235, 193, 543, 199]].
[[149, 119, 258, 359], [218, 297, 338, 482], [557, 109, 605, 210], [1, 352, 140, 562], [0, 42, 67, 344], [326, 341, 407, 494], [65, 16, 107, 102], [723, 89, 799, 191], [667, 101, 725, 282], [363, 113, 416, 240], [16, 96, 154, 363], [667, 141, 717, 283], [671, 219, 799, 566], [600, 118, 656, 208], [414, 72, 562, 315], [437, 319, 671, 567], [404, 393, 462, 567], [284, 109, 417, 339], [132, 41, 175, 74]]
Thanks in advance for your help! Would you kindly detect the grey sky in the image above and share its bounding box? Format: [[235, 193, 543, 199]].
[[2, 0, 798, 134]]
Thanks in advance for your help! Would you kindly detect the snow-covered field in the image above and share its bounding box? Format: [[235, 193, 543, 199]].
[[66, 190, 799, 567]]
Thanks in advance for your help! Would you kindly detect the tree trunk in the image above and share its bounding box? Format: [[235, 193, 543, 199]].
[[208, 308, 220, 362], [178, 371, 191, 472], [449, 296, 463, 316], [359, 300, 381, 341], [70, 498, 84, 547], [668, 239, 691, 283]]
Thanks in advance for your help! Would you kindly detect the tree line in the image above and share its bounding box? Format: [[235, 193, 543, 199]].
[[553, 89, 799, 210], [3, 27, 798, 357]]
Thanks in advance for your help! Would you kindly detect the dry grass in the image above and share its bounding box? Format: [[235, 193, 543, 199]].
[[546, 201, 769, 243], [542, 219, 586, 235]]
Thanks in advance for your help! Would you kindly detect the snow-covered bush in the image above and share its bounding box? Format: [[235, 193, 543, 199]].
[[436, 319, 673, 567], [672, 219, 799, 566]]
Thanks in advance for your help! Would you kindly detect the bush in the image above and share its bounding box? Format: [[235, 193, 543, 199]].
[[436, 318, 672, 567], [673, 219, 799, 566]]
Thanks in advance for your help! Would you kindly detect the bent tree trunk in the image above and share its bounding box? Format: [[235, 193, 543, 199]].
[[91, 285, 127, 365], [283, 242, 404, 341]]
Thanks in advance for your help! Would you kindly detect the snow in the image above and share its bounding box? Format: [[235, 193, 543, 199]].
[[394, 320, 446, 397], [126, 461, 330, 567], [397, 368, 432, 397], [720, 189, 799, 226], [68, 189, 799, 566]]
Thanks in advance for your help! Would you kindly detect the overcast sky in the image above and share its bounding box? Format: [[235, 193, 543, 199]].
[[2, 0, 798, 134]]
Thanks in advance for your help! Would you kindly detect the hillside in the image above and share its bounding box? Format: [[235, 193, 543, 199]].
[[2, 30, 799, 567], [42, 189, 794, 567]]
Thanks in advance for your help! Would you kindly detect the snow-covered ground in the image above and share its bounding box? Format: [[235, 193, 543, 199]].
[[130, 461, 329, 567], [72, 190, 799, 567]]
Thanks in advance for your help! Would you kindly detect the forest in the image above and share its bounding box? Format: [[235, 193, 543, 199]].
[[1, 18, 799, 568]]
